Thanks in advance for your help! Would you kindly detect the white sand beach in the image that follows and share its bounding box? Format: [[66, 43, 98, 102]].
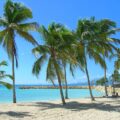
[[0, 98, 120, 120]]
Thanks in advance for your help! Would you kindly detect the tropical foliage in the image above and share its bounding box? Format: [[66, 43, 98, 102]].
[[0, 0, 38, 103], [96, 77, 108, 86], [32, 23, 76, 104], [76, 17, 107, 100], [0, 61, 13, 89], [75, 17, 120, 99], [112, 70, 120, 83]]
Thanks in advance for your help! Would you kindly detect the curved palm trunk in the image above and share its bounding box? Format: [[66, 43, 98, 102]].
[[53, 59, 66, 105], [64, 65, 69, 99], [84, 55, 95, 101], [104, 56, 108, 96], [12, 54, 16, 103]]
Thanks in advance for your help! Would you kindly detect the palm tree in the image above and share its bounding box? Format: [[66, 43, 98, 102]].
[[114, 49, 120, 70], [76, 17, 120, 100], [111, 49, 120, 94], [97, 19, 118, 97], [32, 23, 76, 105], [111, 69, 120, 94], [96, 77, 108, 86], [63, 61, 76, 99], [63, 63, 68, 99], [76, 17, 108, 101], [0, 0, 38, 103], [0, 61, 13, 89]]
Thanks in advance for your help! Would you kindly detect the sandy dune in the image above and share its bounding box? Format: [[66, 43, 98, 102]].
[[0, 98, 120, 120]]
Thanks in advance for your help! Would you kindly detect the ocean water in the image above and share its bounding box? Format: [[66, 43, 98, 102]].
[[0, 86, 104, 103]]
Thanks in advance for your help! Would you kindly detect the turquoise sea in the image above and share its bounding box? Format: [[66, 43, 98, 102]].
[[0, 86, 104, 103]]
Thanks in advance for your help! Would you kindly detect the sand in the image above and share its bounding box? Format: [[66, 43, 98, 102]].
[[0, 98, 120, 120]]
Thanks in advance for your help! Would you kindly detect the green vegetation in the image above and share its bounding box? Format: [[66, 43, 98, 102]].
[[112, 70, 120, 83], [111, 70, 120, 94], [0, 61, 13, 89], [110, 48, 120, 94], [32, 23, 76, 105], [96, 77, 108, 86], [0, 0, 38, 103], [75, 17, 119, 100], [0, 0, 120, 104]]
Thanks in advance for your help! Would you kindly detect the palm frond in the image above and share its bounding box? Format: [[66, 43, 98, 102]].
[[17, 30, 38, 45], [18, 22, 39, 31], [4, 0, 33, 23], [46, 57, 56, 82], [32, 54, 47, 76], [0, 81, 12, 89], [0, 18, 8, 27], [0, 74, 13, 80], [0, 29, 8, 44], [88, 49, 106, 69], [32, 45, 49, 55]]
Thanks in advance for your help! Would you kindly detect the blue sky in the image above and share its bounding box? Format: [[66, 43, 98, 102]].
[[0, 0, 119, 85]]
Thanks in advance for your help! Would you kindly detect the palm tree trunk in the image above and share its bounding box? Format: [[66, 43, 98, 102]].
[[64, 65, 69, 99], [51, 80, 56, 87], [53, 59, 66, 105], [112, 80, 116, 95], [84, 55, 95, 101], [104, 67, 108, 96], [12, 53, 16, 103], [104, 56, 108, 96]]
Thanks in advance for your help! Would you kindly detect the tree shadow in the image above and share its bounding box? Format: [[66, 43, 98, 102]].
[[0, 111, 32, 118], [18, 99, 120, 113]]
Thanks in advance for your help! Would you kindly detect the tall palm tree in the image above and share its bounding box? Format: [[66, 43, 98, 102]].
[[32, 23, 76, 105], [0, 61, 13, 89], [0, 0, 38, 103], [111, 69, 120, 94], [76, 17, 108, 101], [111, 49, 120, 94], [63, 61, 76, 99], [114, 49, 120, 70], [97, 19, 118, 97], [63, 63, 68, 99], [76, 17, 120, 100]]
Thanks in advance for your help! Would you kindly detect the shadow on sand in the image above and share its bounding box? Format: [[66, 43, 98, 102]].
[[0, 99, 120, 118], [0, 111, 32, 118], [18, 99, 120, 113]]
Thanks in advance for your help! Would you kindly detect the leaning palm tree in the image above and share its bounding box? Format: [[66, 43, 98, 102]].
[[0, 61, 13, 89], [76, 17, 108, 101], [32, 23, 76, 105], [0, 0, 38, 103], [76, 17, 120, 100]]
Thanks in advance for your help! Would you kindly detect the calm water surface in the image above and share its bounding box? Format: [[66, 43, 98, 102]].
[[0, 86, 104, 103]]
